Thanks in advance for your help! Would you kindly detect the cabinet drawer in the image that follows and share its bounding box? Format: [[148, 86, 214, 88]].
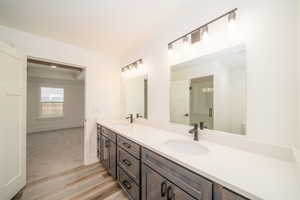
[[214, 184, 249, 200], [118, 147, 140, 184], [102, 127, 116, 142], [118, 167, 140, 200], [142, 148, 212, 200], [118, 136, 140, 159]]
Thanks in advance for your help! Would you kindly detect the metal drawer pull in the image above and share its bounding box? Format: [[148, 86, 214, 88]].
[[122, 180, 132, 190], [161, 181, 167, 197], [122, 159, 132, 167], [167, 186, 175, 200], [122, 142, 131, 149]]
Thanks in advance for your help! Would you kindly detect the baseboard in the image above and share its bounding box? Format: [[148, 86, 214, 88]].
[[27, 126, 84, 135]]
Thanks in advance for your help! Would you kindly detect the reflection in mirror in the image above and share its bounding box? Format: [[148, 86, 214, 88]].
[[170, 45, 246, 135], [125, 75, 148, 119]]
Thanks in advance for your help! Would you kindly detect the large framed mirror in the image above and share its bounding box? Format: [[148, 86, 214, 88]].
[[170, 45, 246, 135], [124, 75, 148, 119]]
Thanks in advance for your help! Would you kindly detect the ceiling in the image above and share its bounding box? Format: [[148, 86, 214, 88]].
[[0, 0, 191, 58]]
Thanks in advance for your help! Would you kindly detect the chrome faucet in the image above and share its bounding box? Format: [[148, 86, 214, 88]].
[[189, 122, 205, 141], [189, 123, 199, 141], [126, 114, 134, 123]]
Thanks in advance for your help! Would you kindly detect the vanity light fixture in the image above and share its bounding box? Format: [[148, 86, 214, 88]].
[[121, 59, 143, 74], [167, 8, 237, 52]]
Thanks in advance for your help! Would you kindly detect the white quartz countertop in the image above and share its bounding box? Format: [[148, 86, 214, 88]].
[[97, 120, 300, 200]]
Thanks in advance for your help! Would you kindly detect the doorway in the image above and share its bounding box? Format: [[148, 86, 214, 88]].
[[190, 75, 214, 129], [26, 58, 86, 183]]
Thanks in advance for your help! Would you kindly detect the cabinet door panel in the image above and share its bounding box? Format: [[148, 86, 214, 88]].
[[168, 183, 195, 200], [142, 164, 167, 200], [109, 141, 117, 179], [214, 184, 248, 200], [101, 136, 110, 170]]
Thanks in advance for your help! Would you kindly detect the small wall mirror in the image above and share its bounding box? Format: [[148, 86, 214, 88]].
[[170, 45, 246, 135], [124, 75, 148, 119]]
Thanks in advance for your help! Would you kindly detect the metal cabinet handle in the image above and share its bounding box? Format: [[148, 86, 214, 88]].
[[161, 181, 167, 197], [122, 159, 132, 167], [167, 186, 175, 200], [122, 142, 131, 149], [122, 180, 132, 190]]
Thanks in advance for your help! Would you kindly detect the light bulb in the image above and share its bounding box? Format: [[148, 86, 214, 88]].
[[138, 60, 143, 68], [228, 11, 237, 33], [182, 36, 189, 48], [201, 26, 209, 43], [168, 44, 174, 56]]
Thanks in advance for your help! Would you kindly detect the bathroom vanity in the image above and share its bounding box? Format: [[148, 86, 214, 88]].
[[97, 123, 251, 200]]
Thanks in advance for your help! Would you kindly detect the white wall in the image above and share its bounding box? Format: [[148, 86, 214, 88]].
[[27, 77, 84, 133], [121, 0, 298, 147], [0, 25, 121, 165]]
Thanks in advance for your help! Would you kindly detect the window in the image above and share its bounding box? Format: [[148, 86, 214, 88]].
[[40, 87, 64, 118]]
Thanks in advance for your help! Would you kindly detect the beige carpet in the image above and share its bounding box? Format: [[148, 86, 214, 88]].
[[27, 128, 84, 183]]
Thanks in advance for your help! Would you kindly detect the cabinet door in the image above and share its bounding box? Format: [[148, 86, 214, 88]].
[[142, 164, 167, 200], [214, 184, 248, 200], [166, 182, 195, 200], [101, 136, 110, 170], [108, 141, 117, 179]]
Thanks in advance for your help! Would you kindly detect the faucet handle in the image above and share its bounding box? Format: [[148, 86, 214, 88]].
[[136, 113, 143, 118], [193, 123, 198, 130], [199, 122, 204, 130], [126, 114, 133, 119]]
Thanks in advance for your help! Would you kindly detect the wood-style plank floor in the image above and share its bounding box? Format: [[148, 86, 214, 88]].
[[19, 163, 128, 200]]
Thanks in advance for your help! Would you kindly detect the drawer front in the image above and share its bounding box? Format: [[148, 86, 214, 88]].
[[118, 136, 140, 159], [142, 148, 213, 200], [118, 147, 140, 184], [214, 184, 249, 200], [118, 167, 140, 200], [102, 127, 117, 142]]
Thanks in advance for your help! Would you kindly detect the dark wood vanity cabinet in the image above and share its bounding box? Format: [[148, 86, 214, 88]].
[[214, 184, 249, 200], [97, 124, 101, 160], [117, 135, 141, 200], [142, 148, 213, 200], [100, 126, 117, 179], [142, 164, 194, 200], [96, 124, 250, 200]]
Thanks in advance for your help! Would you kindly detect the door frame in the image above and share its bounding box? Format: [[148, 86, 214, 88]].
[[26, 56, 87, 165]]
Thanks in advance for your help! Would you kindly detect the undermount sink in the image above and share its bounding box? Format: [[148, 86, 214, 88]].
[[112, 121, 133, 129], [113, 121, 131, 126], [165, 140, 209, 155]]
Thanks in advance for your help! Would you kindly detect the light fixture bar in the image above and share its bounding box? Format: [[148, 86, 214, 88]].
[[121, 59, 143, 72], [168, 8, 237, 46]]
